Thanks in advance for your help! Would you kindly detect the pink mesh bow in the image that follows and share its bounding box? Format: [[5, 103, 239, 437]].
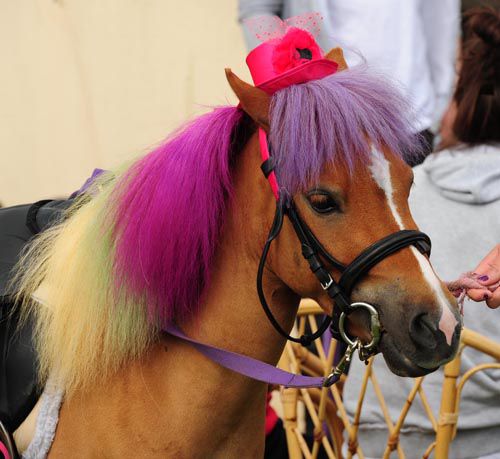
[[245, 12, 323, 42]]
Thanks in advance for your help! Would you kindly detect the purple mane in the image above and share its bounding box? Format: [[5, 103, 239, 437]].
[[111, 65, 420, 325], [270, 65, 421, 192], [112, 107, 243, 325]]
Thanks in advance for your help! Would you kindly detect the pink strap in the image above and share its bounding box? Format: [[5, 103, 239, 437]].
[[258, 128, 280, 200], [0, 441, 11, 459]]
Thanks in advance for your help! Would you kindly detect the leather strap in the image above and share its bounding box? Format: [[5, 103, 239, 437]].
[[260, 158, 275, 179], [285, 203, 350, 312], [256, 199, 331, 346], [286, 204, 346, 273], [256, 191, 432, 346], [339, 230, 431, 295], [25, 200, 53, 235]]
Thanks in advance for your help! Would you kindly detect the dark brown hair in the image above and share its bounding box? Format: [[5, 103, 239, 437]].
[[453, 6, 500, 144]]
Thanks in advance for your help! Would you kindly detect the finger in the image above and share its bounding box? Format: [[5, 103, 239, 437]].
[[467, 287, 492, 302], [486, 290, 500, 309], [446, 272, 485, 292], [476, 265, 500, 285], [474, 245, 500, 286]]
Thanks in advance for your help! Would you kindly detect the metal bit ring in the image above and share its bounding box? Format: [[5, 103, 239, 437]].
[[338, 302, 381, 351]]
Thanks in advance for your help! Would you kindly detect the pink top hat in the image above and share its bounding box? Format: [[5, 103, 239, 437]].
[[246, 24, 338, 94]]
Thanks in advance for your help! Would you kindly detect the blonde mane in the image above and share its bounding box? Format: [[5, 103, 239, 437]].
[[15, 182, 153, 394]]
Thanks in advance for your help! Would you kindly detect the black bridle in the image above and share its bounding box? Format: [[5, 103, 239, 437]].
[[256, 129, 432, 352]]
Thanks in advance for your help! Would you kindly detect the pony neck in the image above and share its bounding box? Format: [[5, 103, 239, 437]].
[[41, 128, 302, 458], [144, 128, 301, 456], [181, 128, 300, 365]]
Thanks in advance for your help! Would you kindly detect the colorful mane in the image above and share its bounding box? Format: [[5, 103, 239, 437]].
[[14, 66, 420, 394]]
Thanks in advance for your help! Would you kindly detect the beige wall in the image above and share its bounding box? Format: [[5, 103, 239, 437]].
[[0, 0, 250, 206]]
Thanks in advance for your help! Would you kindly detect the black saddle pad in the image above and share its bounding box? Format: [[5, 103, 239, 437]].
[[0, 304, 39, 432], [0, 204, 33, 302], [0, 200, 72, 431]]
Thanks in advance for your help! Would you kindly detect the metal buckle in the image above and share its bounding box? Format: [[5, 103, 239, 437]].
[[338, 302, 381, 359], [320, 275, 334, 291], [323, 339, 360, 387], [323, 303, 381, 386]]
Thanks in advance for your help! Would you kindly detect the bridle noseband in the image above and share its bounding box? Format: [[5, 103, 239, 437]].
[[256, 128, 431, 360]]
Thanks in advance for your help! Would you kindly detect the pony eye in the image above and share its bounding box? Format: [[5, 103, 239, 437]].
[[307, 191, 341, 215]]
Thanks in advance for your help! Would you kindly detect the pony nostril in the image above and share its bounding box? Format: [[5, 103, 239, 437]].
[[409, 313, 438, 351]]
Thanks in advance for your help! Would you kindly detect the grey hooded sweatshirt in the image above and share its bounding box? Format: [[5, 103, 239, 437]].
[[343, 144, 500, 459]]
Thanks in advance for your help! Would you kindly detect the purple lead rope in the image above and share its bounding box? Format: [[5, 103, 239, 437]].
[[164, 325, 330, 388]]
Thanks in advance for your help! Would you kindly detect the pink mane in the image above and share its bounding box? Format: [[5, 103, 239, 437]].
[[112, 107, 243, 325]]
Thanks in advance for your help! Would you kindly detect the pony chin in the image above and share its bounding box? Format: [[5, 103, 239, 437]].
[[378, 335, 439, 377], [344, 307, 435, 377]]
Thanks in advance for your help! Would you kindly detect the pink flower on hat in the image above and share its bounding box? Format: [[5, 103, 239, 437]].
[[272, 27, 322, 74]]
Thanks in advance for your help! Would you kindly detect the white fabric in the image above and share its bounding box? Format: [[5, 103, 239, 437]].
[[239, 0, 460, 132], [422, 144, 500, 204], [22, 386, 63, 459], [478, 453, 500, 459], [324, 0, 459, 131]]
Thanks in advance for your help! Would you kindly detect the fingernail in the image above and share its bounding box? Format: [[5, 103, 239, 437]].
[[478, 275, 489, 281]]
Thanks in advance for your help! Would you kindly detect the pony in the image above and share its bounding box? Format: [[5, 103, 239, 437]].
[[11, 50, 461, 457]]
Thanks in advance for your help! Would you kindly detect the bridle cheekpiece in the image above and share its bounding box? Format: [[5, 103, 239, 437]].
[[256, 127, 432, 379]]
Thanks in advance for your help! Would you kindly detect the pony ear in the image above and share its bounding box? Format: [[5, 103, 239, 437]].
[[225, 68, 270, 131], [325, 47, 348, 71]]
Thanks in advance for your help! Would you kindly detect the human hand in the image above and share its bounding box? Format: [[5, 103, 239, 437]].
[[467, 244, 500, 308]]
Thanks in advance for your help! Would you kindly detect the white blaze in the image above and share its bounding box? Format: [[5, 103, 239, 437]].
[[369, 148, 458, 345], [368, 148, 405, 229]]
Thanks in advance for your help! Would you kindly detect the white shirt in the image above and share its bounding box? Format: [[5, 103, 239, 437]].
[[239, 0, 460, 132], [323, 0, 460, 131]]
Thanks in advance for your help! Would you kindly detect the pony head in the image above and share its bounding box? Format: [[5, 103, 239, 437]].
[[226, 48, 461, 377]]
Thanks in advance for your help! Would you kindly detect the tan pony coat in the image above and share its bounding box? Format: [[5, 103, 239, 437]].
[[14, 49, 460, 457]]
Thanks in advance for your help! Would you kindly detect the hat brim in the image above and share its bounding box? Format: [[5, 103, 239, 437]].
[[257, 59, 338, 95]]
